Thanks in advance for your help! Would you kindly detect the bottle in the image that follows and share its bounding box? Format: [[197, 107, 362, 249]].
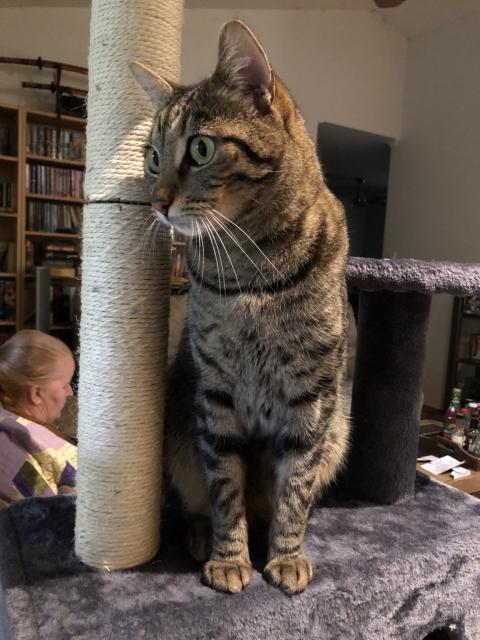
[[442, 387, 462, 439], [470, 431, 480, 456], [451, 412, 466, 447], [466, 402, 479, 453]]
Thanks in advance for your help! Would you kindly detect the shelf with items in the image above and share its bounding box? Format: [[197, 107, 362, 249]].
[[21, 107, 85, 351], [26, 164, 84, 201], [0, 104, 21, 337], [169, 229, 189, 294], [26, 109, 86, 162], [0, 104, 19, 157], [446, 296, 480, 406]]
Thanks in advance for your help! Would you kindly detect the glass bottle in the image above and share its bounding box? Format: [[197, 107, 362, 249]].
[[466, 402, 479, 453], [442, 387, 462, 439], [451, 412, 466, 447]]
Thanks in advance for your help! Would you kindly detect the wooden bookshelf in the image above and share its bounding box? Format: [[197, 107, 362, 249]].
[[0, 101, 190, 350], [0, 103, 22, 337], [0, 102, 86, 348]]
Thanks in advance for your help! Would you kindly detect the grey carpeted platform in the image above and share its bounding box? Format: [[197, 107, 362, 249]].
[[1, 477, 480, 640]]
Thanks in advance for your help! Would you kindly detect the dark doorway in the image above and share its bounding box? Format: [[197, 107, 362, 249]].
[[317, 123, 394, 259]]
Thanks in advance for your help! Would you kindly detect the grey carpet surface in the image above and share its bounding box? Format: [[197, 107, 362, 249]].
[[1, 476, 479, 640], [346, 258, 480, 295]]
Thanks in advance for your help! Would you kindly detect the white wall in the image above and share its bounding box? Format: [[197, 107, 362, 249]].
[[0, 8, 90, 111], [182, 9, 406, 140], [384, 14, 480, 408], [0, 7, 406, 141]]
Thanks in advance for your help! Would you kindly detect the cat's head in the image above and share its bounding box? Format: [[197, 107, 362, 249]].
[[131, 20, 317, 238]]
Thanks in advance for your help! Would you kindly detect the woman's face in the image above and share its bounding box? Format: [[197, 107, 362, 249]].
[[37, 355, 75, 424]]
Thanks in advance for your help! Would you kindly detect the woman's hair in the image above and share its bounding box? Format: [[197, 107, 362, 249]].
[[0, 330, 73, 411]]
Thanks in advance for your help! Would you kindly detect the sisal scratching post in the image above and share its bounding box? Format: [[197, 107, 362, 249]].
[[75, 0, 183, 569]]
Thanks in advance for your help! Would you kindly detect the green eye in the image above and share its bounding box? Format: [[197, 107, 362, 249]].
[[189, 136, 215, 166], [144, 146, 160, 176]]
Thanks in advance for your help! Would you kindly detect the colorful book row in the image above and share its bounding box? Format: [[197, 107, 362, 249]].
[[26, 164, 84, 199], [26, 201, 82, 233], [26, 125, 85, 161]]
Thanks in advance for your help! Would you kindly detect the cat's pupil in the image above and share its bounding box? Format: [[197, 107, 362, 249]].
[[196, 139, 207, 157]]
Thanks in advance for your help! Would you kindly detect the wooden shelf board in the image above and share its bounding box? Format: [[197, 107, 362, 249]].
[[0, 212, 17, 218], [26, 231, 80, 240], [26, 154, 85, 169], [0, 155, 18, 163], [0, 321, 16, 327], [0, 272, 16, 278], [457, 357, 480, 366], [50, 324, 74, 330], [26, 108, 86, 127], [26, 193, 84, 204]]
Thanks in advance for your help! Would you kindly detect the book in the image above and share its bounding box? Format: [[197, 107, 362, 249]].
[[0, 280, 16, 321]]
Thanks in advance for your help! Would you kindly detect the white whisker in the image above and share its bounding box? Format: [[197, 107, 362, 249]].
[[198, 219, 206, 289], [204, 218, 227, 298], [203, 218, 224, 297], [211, 208, 285, 282], [207, 218, 242, 294], [207, 209, 273, 289]]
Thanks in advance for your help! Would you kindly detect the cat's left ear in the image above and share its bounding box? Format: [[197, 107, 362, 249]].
[[129, 61, 174, 109], [215, 20, 274, 114]]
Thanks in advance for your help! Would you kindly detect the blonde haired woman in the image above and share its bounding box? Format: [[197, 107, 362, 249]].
[[0, 330, 77, 508]]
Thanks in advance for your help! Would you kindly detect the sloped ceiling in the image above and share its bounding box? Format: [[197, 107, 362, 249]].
[[1, 0, 480, 39]]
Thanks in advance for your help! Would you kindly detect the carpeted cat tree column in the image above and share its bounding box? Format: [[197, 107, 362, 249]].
[[344, 258, 480, 504], [75, 0, 183, 569]]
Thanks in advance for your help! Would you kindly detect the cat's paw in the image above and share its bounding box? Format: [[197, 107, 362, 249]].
[[263, 555, 313, 595], [186, 518, 211, 563], [201, 559, 252, 593]]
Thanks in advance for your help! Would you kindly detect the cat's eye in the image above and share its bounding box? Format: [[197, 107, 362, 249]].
[[188, 136, 215, 167], [144, 146, 160, 176]]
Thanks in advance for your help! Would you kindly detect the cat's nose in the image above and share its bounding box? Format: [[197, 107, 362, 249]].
[[152, 197, 173, 217]]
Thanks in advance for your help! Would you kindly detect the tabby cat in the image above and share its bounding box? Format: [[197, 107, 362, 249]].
[[131, 19, 349, 595]]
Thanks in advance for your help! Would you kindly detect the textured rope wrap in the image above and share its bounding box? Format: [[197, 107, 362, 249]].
[[75, 0, 182, 569]]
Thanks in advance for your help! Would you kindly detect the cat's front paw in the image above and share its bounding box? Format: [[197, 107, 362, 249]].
[[201, 558, 252, 593], [263, 555, 313, 595]]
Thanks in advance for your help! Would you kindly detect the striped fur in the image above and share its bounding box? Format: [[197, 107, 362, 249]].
[[137, 20, 349, 594]]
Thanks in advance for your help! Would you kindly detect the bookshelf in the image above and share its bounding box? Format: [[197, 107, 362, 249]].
[[0, 104, 21, 345], [0, 102, 189, 349], [445, 296, 480, 406]]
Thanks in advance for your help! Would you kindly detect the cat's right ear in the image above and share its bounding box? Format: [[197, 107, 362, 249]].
[[129, 61, 173, 109]]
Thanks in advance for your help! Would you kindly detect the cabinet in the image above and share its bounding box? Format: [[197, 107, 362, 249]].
[[0, 102, 188, 350], [445, 296, 480, 406]]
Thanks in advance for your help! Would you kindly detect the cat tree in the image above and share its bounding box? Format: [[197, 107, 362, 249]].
[[1, 1, 480, 638]]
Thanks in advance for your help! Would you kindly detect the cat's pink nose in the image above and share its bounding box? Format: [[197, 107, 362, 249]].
[[152, 198, 173, 217]]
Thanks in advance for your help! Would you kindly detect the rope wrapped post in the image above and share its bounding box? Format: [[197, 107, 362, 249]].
[[75, 0, 183, 569]]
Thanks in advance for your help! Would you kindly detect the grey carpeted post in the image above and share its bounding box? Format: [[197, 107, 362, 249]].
[[346, 290, 432, 503]]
